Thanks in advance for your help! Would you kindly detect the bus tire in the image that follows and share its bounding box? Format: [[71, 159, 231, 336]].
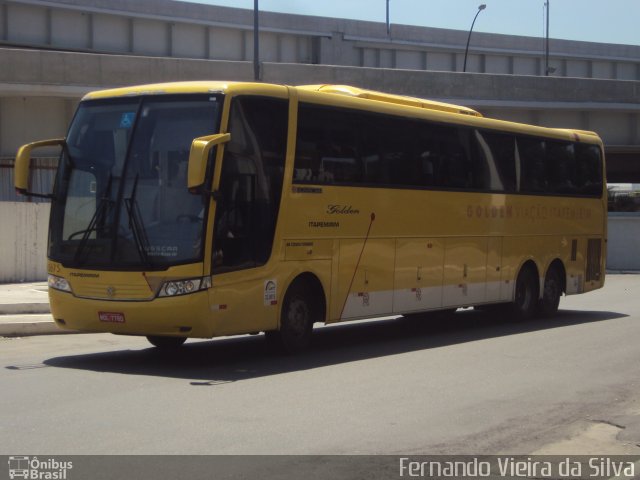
[[146, 335, 187, 349], [537, 264, 563, 318], [267, 282, 314, 353], [511, 265, 539, 320]]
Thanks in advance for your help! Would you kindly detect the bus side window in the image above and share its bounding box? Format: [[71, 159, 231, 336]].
[[546, 141, 577, 194], [295, 104, 362, 185], [517, 137, 547, 193], [474, 130, 517, 192], [432, 125, 473, 189], [372, 116, 415, 187], [575, 144, 603, 196]]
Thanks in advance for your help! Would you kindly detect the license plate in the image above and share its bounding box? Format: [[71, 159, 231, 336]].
[[99, 311, 125, 323]]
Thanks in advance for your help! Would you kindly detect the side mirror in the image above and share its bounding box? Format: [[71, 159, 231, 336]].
[[15, 138, 65, 198], [187, 133, 231, 191]]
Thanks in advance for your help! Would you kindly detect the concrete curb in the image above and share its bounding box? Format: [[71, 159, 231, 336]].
[[0, 303, 51, 315], [0, 314, 78, 337]]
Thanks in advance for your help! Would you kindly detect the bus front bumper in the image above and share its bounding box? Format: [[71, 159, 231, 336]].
[[48, 288, 214, 338]]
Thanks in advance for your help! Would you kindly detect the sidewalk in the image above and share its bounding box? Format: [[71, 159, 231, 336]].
[[0, 282, 69, 336]]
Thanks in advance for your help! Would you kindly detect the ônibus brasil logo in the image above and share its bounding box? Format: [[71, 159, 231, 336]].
[[8, 456, 73, 479]]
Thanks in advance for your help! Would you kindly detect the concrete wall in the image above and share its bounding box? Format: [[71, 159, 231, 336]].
[[0, 96, 75, 155], [1, 48, 639, 172], [607, 213, 640, 271], [1, 0, 640, 79], [0, 202, 50, 282]]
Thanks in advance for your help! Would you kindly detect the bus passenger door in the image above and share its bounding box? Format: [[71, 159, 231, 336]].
[[393, 238, 444, 313], [207, 95, 288, 336], [442, 237, 488, 307]]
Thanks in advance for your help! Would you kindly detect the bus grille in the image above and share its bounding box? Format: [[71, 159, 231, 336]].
[[73, 282, 154, 301], [586, 239, 602, 282]]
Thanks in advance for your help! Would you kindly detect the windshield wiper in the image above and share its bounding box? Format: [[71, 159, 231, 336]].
[[125, 174, 153, 267], [73, 173, 114, 264]]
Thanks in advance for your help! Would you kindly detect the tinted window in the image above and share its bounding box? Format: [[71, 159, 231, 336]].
[[546, 140, 577, 194], [516, 135, 602, 197], [295, 103, 602, 198], [575, 144, 603, 196], [213, 96, 287, 272], [295, 103, 478, 190], [517, 137, 547, 193], [475, 131, 516, 192], [414, 123, 475, 189], [295, 105, 361, 184]]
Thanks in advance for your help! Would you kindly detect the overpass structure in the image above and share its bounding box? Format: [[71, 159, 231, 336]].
[[1, 0, 639, 200]]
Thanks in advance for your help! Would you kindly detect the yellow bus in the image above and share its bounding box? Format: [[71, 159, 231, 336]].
[[14, 81, 606, 352]]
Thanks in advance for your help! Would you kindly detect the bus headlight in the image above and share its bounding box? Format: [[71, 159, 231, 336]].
[[48, 274, 72, 293], [158, 276, 211, 298]]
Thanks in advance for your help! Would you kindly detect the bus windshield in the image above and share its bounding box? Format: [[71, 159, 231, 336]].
[[48, 94, 222, 270]]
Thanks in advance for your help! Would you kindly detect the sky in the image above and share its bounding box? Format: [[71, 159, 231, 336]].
[[179, 0, 640, 46]]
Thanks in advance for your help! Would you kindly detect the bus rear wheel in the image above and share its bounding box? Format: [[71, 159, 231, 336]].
[[146, 335, 187, 349], [537, 265, 563, 317], [266, 283, 314, 353], [512, 265, 539, 320]]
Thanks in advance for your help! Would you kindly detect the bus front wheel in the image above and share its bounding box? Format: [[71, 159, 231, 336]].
[[266, 283, 314, 353], [146, 335, 187, 349], [512, 265, 539, 320]]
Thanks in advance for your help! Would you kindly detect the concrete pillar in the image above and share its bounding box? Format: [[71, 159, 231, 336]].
[[629, 113, 638, 145], [242, 30, 248, 61], [1, 3, 8, 41], [580, 111, 591, 132], [276, 34, 282, 62], [87, 12, 94, 50], [45, 8, 52, 45], [127, 18, 134, 53], [311, 37, 320, 64], [205, 27, 211, 59], [319, 32, 352, 66], [0, 97, 3, 156]]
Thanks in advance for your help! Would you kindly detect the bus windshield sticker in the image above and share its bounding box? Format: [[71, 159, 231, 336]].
[[119, 112, 135, 129]]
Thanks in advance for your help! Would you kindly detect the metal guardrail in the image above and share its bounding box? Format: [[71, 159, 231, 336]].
[[0, 157, 58, 203], [608, 190, 640, 212]]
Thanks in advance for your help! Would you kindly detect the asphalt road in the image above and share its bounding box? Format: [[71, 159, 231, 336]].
[[2, 275, 640, 456]]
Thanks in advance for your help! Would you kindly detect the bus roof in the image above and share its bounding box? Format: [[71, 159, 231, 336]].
[[81, 81, 286, 100], [81, 80, 600, 143], [298, 84, 483, 117], [82, 81, 480, 119]]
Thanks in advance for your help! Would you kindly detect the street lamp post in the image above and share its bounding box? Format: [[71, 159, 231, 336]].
[[253, 0, 260, 81], [386, 0, 390, 36], [463, 4, 486, 73], [545, 0, 550, 75]]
